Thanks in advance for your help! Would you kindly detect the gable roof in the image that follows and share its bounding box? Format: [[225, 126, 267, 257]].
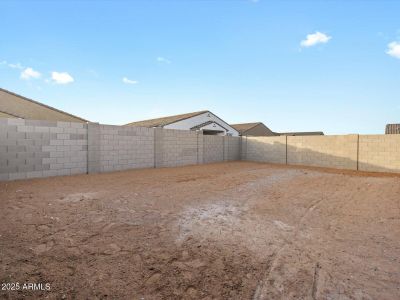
[[230, 122, 261, 134], [386, 124, 400, 134], [190, 120, 229, 131], [0, 88, 88, 123], [231, 122, 277, 136], [125, 110, 208, 127]]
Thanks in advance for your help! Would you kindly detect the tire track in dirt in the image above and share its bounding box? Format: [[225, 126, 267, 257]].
[[252, 179, 329, 300]]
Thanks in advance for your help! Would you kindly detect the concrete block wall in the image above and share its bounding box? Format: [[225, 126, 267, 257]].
[[97, 124, 154, 172], [359, 134, 400, 173], [243, 134, 400, 173], [155, 128, 200, 167], [0, 118, 87, 180], [3, 117, 400, 181], [203, 135, 224, 163], [287, 135, 358, 170], [1, 118, 240, 181], [245, 136, 287, 164], [224, 136, 241, 161]]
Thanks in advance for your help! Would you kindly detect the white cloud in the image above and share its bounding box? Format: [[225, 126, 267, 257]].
[[386, 41, 400, 59], [8, 62, 24, 69], [301, 31, 331, 47], [20, 67, 41, 80], [156, 56, 171, 64], [51, 71, 74, 84], [122, 77, 138, 84]]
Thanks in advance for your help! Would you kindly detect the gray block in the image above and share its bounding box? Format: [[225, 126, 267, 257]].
[[26, 120, 57, 127], [25, 158, 44, 166], [50, 151, 64, 158], [3, 139, 17, 146], [70, 122, 84, 129], [17, 152, 34, 159], [0, 158, 7, 167], [43, 170, 58, 177], [26, 145, 43, 152], [17, 139, 35, 146], [26, 132, 43, 140], [42, 145, 57, 152], [7, 158, 26, 166], [7, 119, 25, 126], [34, 126, 50, 133], [26, 171, 44, 178], [7, 132, 26, 139], [18, 164, 35, 172], [34, 152, 50, 159], [50, 163, 64, 170], [57, 169, 71, 176], [50, 139, 64, 146], [70, 133, 86, 140], [7, 145, 26, 152], [34, 164, 50, 171], [17, 125, 34, 132], [57, 121, 71, 128], [1, 125, 17, 132], [0, 165, 18, 173], [9, 172, 27, 180], [50, 127, 64, 133], [2, 152, 17, 159], [0, 173, 9, 181], [57, 133, 70, 140]]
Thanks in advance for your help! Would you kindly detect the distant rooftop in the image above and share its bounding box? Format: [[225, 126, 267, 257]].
[[125, 110, 208, 128], [278, 131, 324, 136], [0, 88, 88, 123], [385, 124, 400, 134], [231, 122, 262, 134]]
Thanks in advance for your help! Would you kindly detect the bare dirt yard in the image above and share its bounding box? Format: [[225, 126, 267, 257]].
[[0, 162, 399, 299]]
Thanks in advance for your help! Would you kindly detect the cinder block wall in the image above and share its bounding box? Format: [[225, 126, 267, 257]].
[[155, 128, 200, 168], [243, 134, 400, 173], [97, 124, 154, 172], [203, 135, 224, 163], [3, 117, 399, 181], [245, 136, 287, 164], [0, 118, 87, 180], [287, 135, 358, 170], [224, 136, 241, 161], [359, 135, 400, 173]]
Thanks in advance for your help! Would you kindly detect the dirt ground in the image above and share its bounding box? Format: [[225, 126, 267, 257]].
[[0, 162, 399, 299]]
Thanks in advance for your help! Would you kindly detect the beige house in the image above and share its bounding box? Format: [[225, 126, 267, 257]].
[[0, 88, 87, 123]]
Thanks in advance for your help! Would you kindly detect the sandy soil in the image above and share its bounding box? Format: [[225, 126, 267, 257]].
[[0, 162, 399, 299]]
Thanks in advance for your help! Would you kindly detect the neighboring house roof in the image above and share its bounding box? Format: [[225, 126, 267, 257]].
[[0, 88, 88, 123], [385, 124, 400, 134], [231, 122, 277, 136], [125, 110, 208, 127], [278, 131, 324, 136], [231, 122, 261, 135], [0, 110, 20, 118]]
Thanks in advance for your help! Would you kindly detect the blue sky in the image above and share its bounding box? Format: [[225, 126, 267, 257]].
[[1, 0, 399, 134]]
